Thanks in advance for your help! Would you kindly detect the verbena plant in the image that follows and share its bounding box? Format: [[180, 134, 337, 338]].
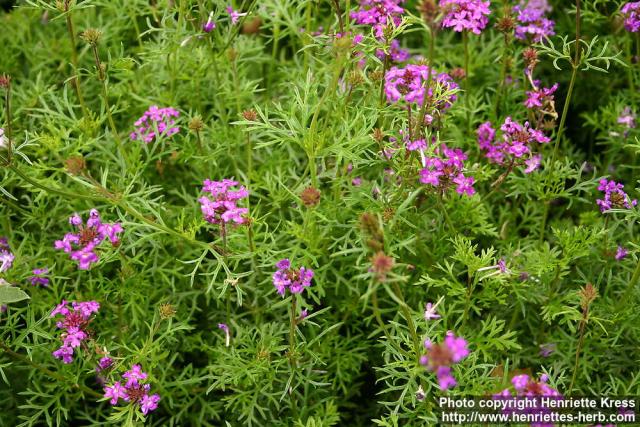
[[1, 0, 640, 425]]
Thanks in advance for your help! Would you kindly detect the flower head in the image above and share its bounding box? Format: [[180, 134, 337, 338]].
[[104, 365, 160, 415], [513, 0, 555, 42], [272, 259, 314, 296], [440, 0, 491, 34], [616, 245, 629, 261], [419, 144, 475, 197], [54, 210, 123, 270], [420, 331, 470, 390], [384, 64, 458, 108], [350, 0, 405, 39], [30, 268, 50, 287], [51, 300, 99, 364], [596, 179, 637, 212], [0, 237, 14, 273], [227, 6, 247, 24], [424, 302, 441, 320], [199, 179, 249, 225], [622, 2, 640, 32], [130, 105, 180, 143], [203, 12, 216, 32]]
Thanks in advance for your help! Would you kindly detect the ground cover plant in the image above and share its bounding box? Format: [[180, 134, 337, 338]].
[[1, 0, 640, 425]]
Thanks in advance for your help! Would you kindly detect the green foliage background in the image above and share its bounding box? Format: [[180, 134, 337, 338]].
[[1, 0, 640, 425]]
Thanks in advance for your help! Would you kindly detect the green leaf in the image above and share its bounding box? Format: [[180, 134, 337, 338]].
[[0, 286, 30, 305]]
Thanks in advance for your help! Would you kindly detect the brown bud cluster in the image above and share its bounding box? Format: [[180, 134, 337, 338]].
[[64, 155, 87, 175], [159, 303, 177, 320], [242, 109, 258, 122], [360, 212, 384, 252], [579, 283, 598, 310], [300, 186, 321, 207], [188, 116, 204, 133], [370, 251, 395, 282], [81, 28, 102, 45]]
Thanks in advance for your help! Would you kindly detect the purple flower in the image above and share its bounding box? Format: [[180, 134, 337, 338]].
[[618, 106, 636, 137], [97, 356, 114, 373], [375, 39, 410, 63], [384, 64, 459, 108], [350, 0, 405, 39], [418, 144, 475, 197], [424, 302, 441, 320], [514, 0, 555, 42], [203, 12, 216, 32], [440, 0, 491, 35], [272, 259, 314, 296], [130, 105, 180, 143], [477, 118, 548, 173], [524, 83, 558, 109], [420, 331, 470, 390], [596, 179, 637, 212], [51, 300, 99, 364], [218, 323, 231, 347], [622, 2, 640, 32], [227, 6, 247, 24], [539, 343, 556, 357], [104, 364, 160, 415], [616, 245, 629, 260], [104, 381, 128, 405], [29, 268, 50, 287], [0, 237, 15, 273], [199, 179, 249, 225], [140, 393, 161, 415], [123, 364, 148, 388], [54, 210, 123, 270]]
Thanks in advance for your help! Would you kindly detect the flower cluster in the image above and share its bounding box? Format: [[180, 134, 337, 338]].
[[130, 105, 180, 143], [272, 259, 314, 296], [376, 39, 410, 63], [0, 237, 14, 273], [622, 2, 640, 32], [384, 64, 459, 108], [513, 0, 555, 42], [596, 179, 637, 212], [227, 6, 247, 25], [350, 0, 405, 39], [618, 106, 636, 137], [203, 12, 216, 32], [199, 179, 249, 225], [104, 364, 161, 415], [420, 331, 470, 390], [419, 144, 476, 196], [51, 300, 100, 364], [494, 374, 562, 421], [440, 0, 491, 34], [524, 82, 557, 111], [30, 268, 49, 287], [476, 118, 549, 173], [54, 209, 123, 270]]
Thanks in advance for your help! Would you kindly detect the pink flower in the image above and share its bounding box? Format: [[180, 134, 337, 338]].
[[104, 381, 128, 405]]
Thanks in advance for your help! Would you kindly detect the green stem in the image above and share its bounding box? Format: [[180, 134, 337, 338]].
[[463, 31, 471, 132], [3, 78, 12, 165], [621, 257, 640, 303], [0, 341, 102, 399], [568, 308, 588, 395], [391, 282, 421, 358], [64, 1, 89, 118], [539, 201, 549, 243], [91, 44, 121, 147]]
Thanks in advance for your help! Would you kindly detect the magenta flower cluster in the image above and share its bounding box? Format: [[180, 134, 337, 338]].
[[622, 2, 640, 32], [199, 179, 249, 225], [51, 300, 100, 364], [272, 259, 314, 296], [494, 374, 561, 420], [130, 105, 180, 143], [419, 144, 476, 196], [440, 0, 491, 34], [0, 237, 14, 273], [30, 268, 50, 287], [104, 364, 161, 415], [350, 0, 405, 39], [596, 179, 637, 212], [420, 331, 470, 390], [524, 82, 558, 110], [513, 0, 555, 42], [476, 118, 549, 173], [54, 209, 123, 270], [384, 64, 459, 107], [376, 39, 410, 63]]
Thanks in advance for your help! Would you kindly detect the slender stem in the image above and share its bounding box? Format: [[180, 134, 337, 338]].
[[64, 1, 88, 118], [539, 201, 549, 243], [391, 282, 421, 358], [621, 257, 640, 303], [415, 28, 436, 139], [288, 296, 298, 418], [438, 193, 456, 234], [0, 341, 102, 398], [568, 307, 588, 395], [371, 285, 392, 342], [331, 0, 344, 35], [91, 44, 121, 146], [3, 78, 12, 165], [379, 52, 390, 107], [626, 36, 635, 94]]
